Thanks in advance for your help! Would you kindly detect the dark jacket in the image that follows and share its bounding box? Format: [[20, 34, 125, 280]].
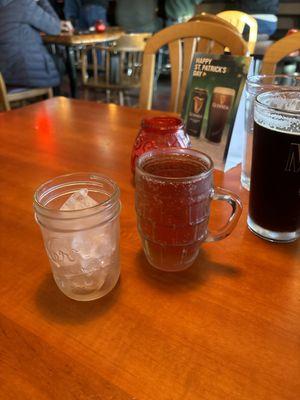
[[165, 0, 203, 21], [116, 0, 162, 33], [227, 0, 279, 15], [0, 0, 61, 88], [82, 0, 108, 7], [64, 0, 81, 21]]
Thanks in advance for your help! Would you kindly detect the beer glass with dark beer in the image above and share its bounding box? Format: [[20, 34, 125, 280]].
[[241, 74, 297, 190], [248, 90, 300, 242]]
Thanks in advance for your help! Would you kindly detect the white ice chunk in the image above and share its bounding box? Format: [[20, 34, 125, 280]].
[[72, 227, 116, 263], [60, 189, 98, 211]]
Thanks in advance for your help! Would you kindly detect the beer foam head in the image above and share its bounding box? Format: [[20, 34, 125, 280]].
[[255, 90, 300, 135]]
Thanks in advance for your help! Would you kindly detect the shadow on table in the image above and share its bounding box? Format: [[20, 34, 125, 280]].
[[135, 249, 241, 293], [35, 273, 121, 325]]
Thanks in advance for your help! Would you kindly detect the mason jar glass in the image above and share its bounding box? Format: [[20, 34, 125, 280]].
[[34, 173, 121, 301]]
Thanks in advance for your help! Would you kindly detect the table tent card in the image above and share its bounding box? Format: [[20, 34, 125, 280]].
[[182, 53, 251, 171]]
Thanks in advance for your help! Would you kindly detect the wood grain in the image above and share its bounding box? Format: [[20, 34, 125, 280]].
[[0, 98, 299, 400], [261, 31, 300, 74]]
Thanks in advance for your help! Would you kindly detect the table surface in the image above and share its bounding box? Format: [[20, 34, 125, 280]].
[[43, 27, 124, 46], [0, 98, 299, 400]]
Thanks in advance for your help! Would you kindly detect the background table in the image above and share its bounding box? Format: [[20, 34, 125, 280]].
[[0, 98, 299, 400], [43, 28, 124, 98]]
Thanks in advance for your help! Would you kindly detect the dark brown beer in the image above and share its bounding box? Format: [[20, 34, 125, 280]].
[[186, 88, 208, 137], [249, 121, 300, 233], [205, 87, 235, 143]]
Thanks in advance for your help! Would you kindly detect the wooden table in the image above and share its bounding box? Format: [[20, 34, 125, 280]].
[[0, 98, 299, 400], [43, 28, 124, 98]]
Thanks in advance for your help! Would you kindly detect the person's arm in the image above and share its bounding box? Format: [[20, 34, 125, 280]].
[[22, 0, 61, 35], [37, 0, 60, 19]]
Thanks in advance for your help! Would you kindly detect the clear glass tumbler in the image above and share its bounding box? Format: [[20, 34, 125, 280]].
[[34, 173, 121, 301], [248, 90, 300, 242], [241, 74, 297, 190]]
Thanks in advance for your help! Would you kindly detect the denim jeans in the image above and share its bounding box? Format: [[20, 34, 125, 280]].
[[78, 4, 108, 65], [79, 4, 108, 30], [256, 19, 277, 36]]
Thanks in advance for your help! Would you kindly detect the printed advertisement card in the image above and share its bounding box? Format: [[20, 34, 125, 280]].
[[182, 53, 251, 170]]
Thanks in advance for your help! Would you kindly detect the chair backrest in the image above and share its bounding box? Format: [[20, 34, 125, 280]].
[[113, 33, 152, 52], [0, 73, 10, 111], [189, 12, 241, 54], [139, 21, 247, 113], [261, 32, 300, 74], [217, 10, 258, 54], [190, 12, 240, 32], [81, 33, 152, 87], [0, 72, 52, 111]]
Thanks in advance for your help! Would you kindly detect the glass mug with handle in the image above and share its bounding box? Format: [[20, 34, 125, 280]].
[[135, 148, 242, 272]]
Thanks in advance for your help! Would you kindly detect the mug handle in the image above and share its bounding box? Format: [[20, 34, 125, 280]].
[[205, 187, 243, 243]]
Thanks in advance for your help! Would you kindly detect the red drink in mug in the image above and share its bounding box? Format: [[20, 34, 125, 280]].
[[135, 148, 242, 271]]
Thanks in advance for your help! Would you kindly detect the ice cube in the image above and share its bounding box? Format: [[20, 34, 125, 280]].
[[72, 229, 115, 261], [60, 189, 98, 211]]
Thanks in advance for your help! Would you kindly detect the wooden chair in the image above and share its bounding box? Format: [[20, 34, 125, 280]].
[[81, 33, 151, 105], [261, 31, 300, 74], [155, 12, 239, 87], [0, 73, 53, 112], [217, 10, 258, 55], [189, 12, 241, 54], [139, 21, 248, 113], [190, 12, 240, 31]]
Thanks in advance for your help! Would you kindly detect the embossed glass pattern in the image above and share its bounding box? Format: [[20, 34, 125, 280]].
[[34, 173, 121, 301], [131, 116, 191, 174], [135, 148, 242, 272]]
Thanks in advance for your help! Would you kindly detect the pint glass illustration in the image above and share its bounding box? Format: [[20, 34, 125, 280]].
[[205, 87, 235, 143]]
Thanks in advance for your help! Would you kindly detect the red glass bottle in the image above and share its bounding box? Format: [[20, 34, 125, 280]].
[[131, 116, 191, 173]]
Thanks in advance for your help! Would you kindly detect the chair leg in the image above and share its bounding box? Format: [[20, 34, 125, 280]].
[[83, 88, 90, 100], [0, 73, 10, 111], [119, 90, 124, 106], [106, 89, 111, 103], [126, 92, 132, 107], [154, 49, 163, 90]]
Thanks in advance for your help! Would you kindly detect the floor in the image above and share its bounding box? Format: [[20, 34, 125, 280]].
[[6, 70, 171, 113], [60, 70, 171, 112]]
